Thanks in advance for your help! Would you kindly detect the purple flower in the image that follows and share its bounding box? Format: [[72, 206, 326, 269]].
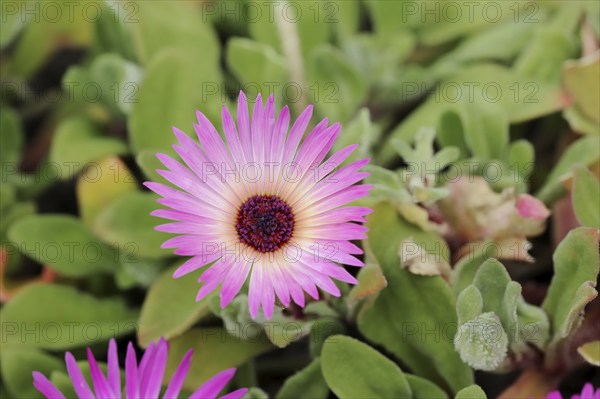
[[546, 383, 600, 399], [32, 338, 247, 399], [145, 92, 371, 319]]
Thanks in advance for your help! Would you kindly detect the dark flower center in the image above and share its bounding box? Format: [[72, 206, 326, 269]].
[[236, 195, 295, 253]]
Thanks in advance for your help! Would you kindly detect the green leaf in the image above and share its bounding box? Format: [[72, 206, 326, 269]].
[[456, 285, 483, 325], [248, 0, 329, 59], [93, 1, 138, 62], [381, 64, 563, 164], [405, 375, 449, 399], [515, 27, 577, 82], [7, 2, 92, 79], [321, 335, 412, 399], [1, 347, 63, 399], [455, 385, 488, 399], [451, 244, 498, 297], [564, 106, 600, 136], [467, 259, 549, 352], [309, 44, 368, 122], [8, 214, 119, 277], [542, 227, 600, 351], [76, 157, 137, 229], [433, 21, 535, 73], [130, 0, 219, 66], [0, 0, 28, 48], [49, 118, 128, 179], [331, 0, 360, 39], [454, 312, 509, 371], [417, 3, 526, 45], [507, 140, 535, 181], [358, 203, 472, 393], [578, 340, 600, 366], [2, 284, 137, 349], [309, 318, 346, 358], [94, 191, 172, 259], [471, 259, 514, 328], [333, 108, 380, 165], [438, 101, 509, 161], [128, 49, 219, 155], [536, 135, 600, 203], [165, 327, 272, 391], [563, 54, 600, 124], [138, 264, 212, 347], [276, 359, 329, 399], [89, 53, 143, 115], [136, 149, 164, 182], [0, 107, 23, 166], [572, 166, 600, 228], [226, 38, 288, 102], [348, 262, 387, 305]]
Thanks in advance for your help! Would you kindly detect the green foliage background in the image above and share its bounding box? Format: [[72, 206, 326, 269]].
[[1, 1, 599, 398]]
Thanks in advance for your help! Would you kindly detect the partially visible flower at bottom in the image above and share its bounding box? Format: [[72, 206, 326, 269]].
[[546, 383, 600, 399], [32, 338, 247, 399]]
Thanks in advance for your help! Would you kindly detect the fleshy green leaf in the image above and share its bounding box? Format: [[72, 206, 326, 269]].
[[456, 285, 483, 326], [49, 118, 128, 179], [578, 340, 600, 366], [451, 244, 498, 297], [333, 108, 380, 165], [309, 44, 368, 122], [76, 157, 137, 229], [438, 101, 509, 161], [321, 335, 412, 399], [381, 64, 563, 164], [94, 191, 172, 259], [165, 327, 272, 391], [455, 385, 488, 399], [2, 284, 137, 349], [130, 0, 219, 66], [89, 53, 143, 114], [405, 375, 449, 399], [8, 214, 119, 277], [128, 49, 218, 155], [454, 312, 509, 371], [563, 53, 600, 124], [572, 165, 600, 228], [0, 107, 23, 166], [515, 26, 576, 82], [276, 359, 328, 399], [542, 227, 600, 354], [536, 135, 600, 203], [226, 38, 288, 102], [138, 264, 212, 347], [1, 347, 63, 399], [358, 203, 473, 393]]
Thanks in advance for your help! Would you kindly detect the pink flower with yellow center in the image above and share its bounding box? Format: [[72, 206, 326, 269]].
[[145, 92, 371, 319]]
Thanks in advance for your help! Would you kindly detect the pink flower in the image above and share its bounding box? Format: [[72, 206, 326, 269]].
[[32, 338, 247, 399], [145, 92, 371, 319], [546, 383, 600, 399], [516, 194, 550, 221]]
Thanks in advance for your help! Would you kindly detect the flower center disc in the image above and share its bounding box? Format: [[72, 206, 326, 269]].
[[236, 195, 295, 253]]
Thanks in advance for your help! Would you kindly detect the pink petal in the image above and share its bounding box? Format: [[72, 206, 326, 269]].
[[125, 342, 139, 399], [516, 194, 550, 220], [220, 388, 249, 399], [65, 352, 95, 399], [33, 371, 66, 399], [189, 368, 237, 399], [87, 347, 114, 398], [107, 339, 121, 398], [163, 350, 194, 399]]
